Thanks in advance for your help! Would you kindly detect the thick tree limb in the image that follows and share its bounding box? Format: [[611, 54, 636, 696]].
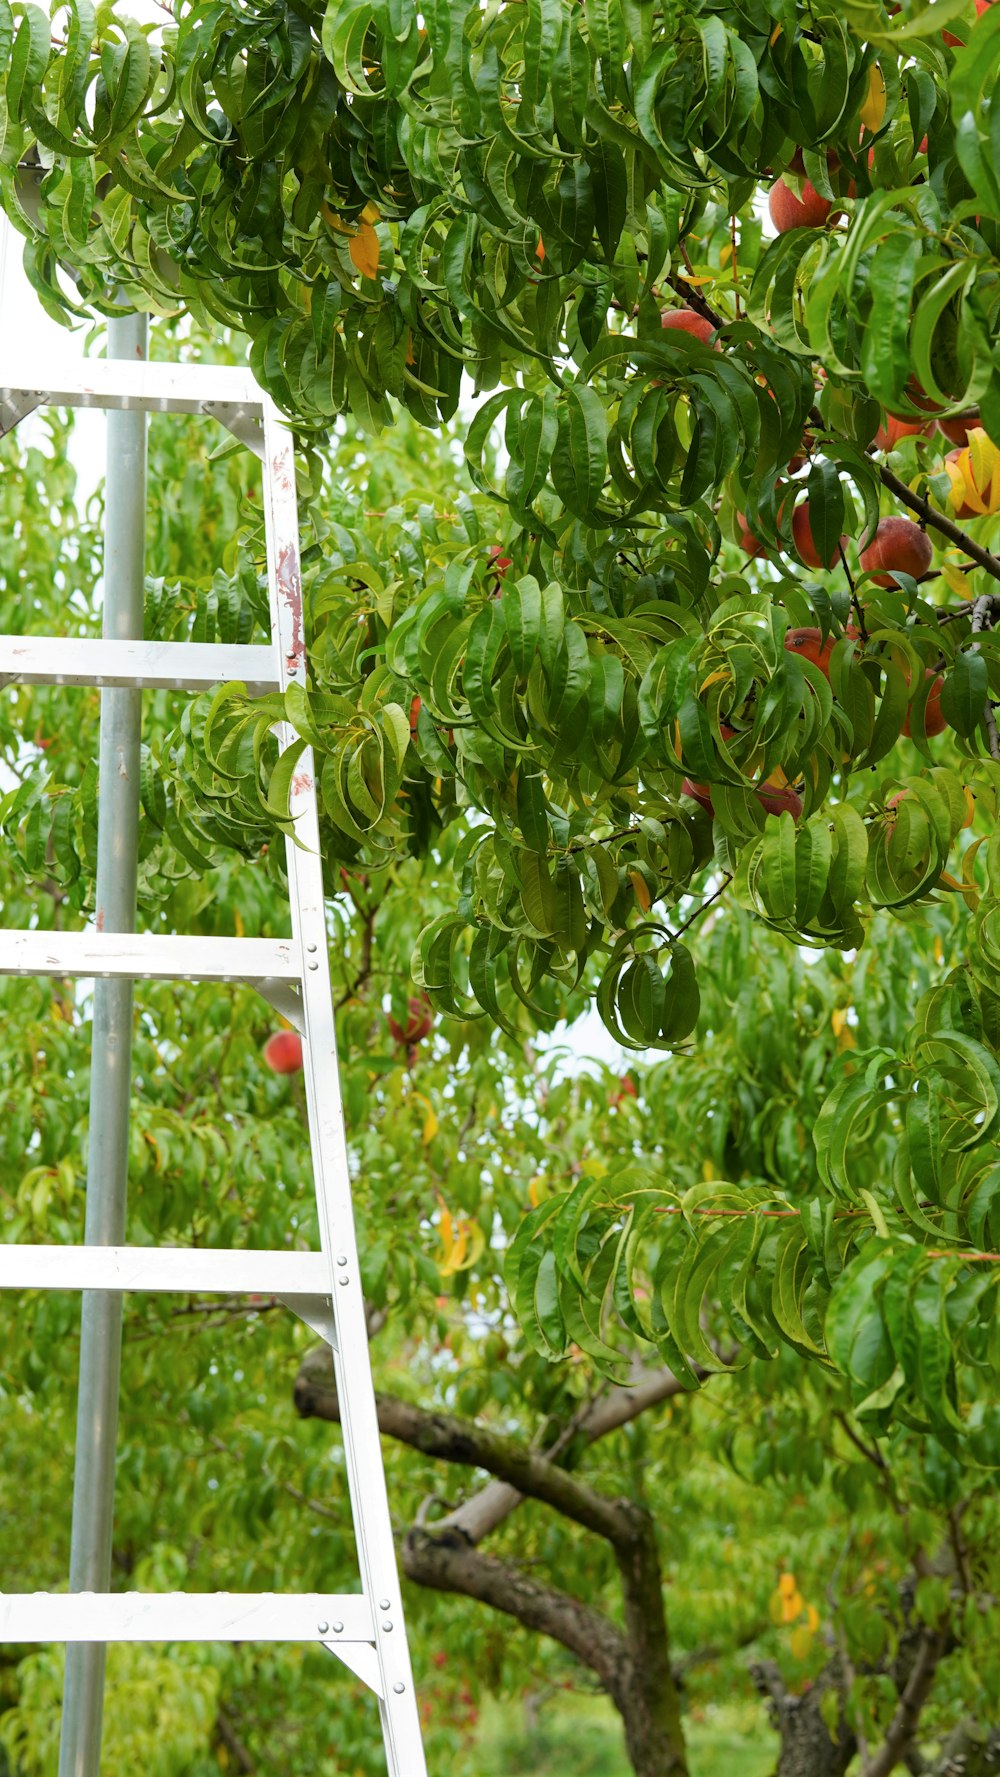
[[402, 1528, 629, 1700], [860, 1628, 951, 1777], [751, 1655, 857, 1777], [294, 1352, 640, 1546]]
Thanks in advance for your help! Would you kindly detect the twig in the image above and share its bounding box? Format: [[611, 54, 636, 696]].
[[877, 463, 1000, 587], [215, 1704, 256, 1774], [670, 873, 732, 941]]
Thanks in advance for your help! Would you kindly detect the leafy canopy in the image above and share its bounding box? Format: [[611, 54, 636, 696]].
[[3, 1, 1000, 1463]]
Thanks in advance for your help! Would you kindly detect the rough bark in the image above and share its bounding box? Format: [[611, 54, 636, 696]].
[[294, 1353, 640, 1542], [861, 1629, 952, 1777], [613, 1501, 688, 1777], [925, 1721, 1000, 1776], [751, 1655, 857, 1777], [296, 1346, 691, 1777]]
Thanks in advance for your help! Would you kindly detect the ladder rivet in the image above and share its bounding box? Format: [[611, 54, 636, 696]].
[[338, 1275, 350, 1285], [379, 1599, 391, 1610], [317, 1621, 329, 1634], [336, 1254, 348, 1265], [306, 942, 318, 953], [333, 1621, 344, 1634], [382, 1621, 393, 1632], [308, 960, 319, 970], [393, 1682, 405, 1695]]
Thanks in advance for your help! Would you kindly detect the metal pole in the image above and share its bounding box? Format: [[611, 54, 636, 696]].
[[59, 311, 148, 1777]]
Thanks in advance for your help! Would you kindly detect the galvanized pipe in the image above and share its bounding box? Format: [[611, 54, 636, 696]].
[[58, 311, 148, 1777]]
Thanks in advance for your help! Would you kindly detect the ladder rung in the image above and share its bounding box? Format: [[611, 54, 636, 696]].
[[0, 932, 299, 986], [0, 1246, 330, 1296], [0, 1593, 373, 1644], [0, 637, 278, 695], [0, 359, 261, 415]]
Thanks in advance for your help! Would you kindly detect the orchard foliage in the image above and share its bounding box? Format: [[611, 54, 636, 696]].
[[4, 3, 1000, 1471]]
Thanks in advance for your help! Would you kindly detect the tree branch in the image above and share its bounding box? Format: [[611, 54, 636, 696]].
[[877, 465, 1000, 586], [402, 1528, 629, 1701], [294, 1353, 640, 1546], [860, 1628, 950, 1777]]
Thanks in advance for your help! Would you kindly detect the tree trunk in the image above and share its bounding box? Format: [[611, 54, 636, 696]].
[[752, 1657, 857, 1777], [612, 1503, 689, 1777]]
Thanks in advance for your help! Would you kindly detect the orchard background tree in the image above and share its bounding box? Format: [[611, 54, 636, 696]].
[[2, 0, 1000, 1773]]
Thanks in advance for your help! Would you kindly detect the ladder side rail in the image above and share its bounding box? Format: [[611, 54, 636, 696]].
[[59, 311, 149, 1777], [261, 402, 428, 1777]]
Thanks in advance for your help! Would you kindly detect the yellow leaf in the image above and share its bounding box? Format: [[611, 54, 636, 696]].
[[831, 1008, 847, 1037], [234, 909, 245, 938], [629, 868, 651, 912], [768, 1589, 785, 1625], [440, 1225, 468, 1276], [789, 1625, 814, 1661], [806, 1604, 820, 1632], [782, 1590, 804, 1623], [360, 199, 381, 224], [349, 220, 380, 279], [778, 1572, 797, 1597], [702, 1159, 715, 1181], [860, 62, 886, 131], [437, 1195, 454, 1269], [528, 1175, 546, 1207], [422, 1104, 439, 1145]]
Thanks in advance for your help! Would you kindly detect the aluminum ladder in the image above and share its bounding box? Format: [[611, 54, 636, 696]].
[[0, 356, 428, 1775]]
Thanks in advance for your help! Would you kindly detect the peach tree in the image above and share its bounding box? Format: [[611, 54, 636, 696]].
[[2, 5, 1000, 1766]]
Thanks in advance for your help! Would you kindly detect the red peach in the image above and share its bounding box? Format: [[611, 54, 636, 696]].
[[791, 502, 847, 570], [859, 517, 933, 588], [409, 694, 422, 737], [755, 781, 804, 820], [610, 1075, 638, 1107], [488, 544, 512, 576], [660, 307, 718, 347], [768, 178, 833, 232], [681, 777, 715, 815], [736, 511, 767, 557], [263, 1031, 303, 1075], [875, 414, 932, 450], [681, 776, 803, 821], [943, 0, 991, 45], [388, 996, 434, 1045], [937, 409, 980, 447], [903, 672, 948, 738], [784, 627, 838, 676]]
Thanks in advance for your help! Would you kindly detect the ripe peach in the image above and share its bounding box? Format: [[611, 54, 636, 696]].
[[943, 0, 991, 45], [875, 414, 932, 450], [263, 1031, 303, 1075], [610, 1074, 638, 1107], [755, 781, 804, 820], [681, 776, 803, 821], [937, 409, 980, 448], [409, 694, 422, 737], [784, 627, 837, 676], [736, 511, 767, 557], [660, 307, 718, 347], [388, 996, 434, 1045], [859, 517, 933, 588], [903, 671, 948, 738], [768, 178, 833, 233], [681, 776, 715, 815], [791, 502, 847, 570]]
